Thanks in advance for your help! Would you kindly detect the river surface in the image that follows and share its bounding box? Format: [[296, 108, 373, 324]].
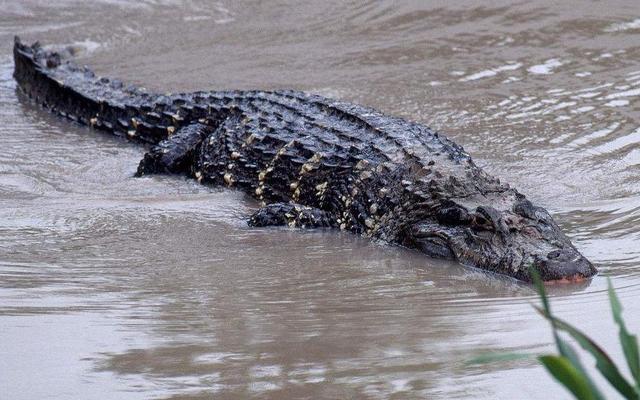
[[1, 1, 640, 399]]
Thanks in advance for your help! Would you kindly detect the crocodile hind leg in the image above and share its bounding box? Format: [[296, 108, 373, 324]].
[[249, 202, 337, 229], [135, 122, 214, 177], [136, 116, 336, 229]]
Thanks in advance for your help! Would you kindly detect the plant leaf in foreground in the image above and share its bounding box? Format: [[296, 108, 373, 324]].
[[535, 306, 638, 399], [608, 278, 640, 388], [531, 268, 605, 399], [539, 355, 601, 400]]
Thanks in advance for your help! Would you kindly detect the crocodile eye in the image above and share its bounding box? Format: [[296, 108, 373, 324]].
[[513, 199, 554, 226], [472, 213, 494, 231], [503, 215, 520, 233], [513, 199, 539, 220], [472, 206, 502, 231], [436, 206, 471, 226]]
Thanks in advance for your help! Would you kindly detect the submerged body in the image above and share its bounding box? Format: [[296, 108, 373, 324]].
[[12, 37, 597, 282]]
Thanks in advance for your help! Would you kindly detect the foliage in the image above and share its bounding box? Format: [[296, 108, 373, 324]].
[[471, 270, 640, 399]]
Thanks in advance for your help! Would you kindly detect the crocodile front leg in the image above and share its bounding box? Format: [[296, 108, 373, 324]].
[[249, 202, 337, 229]]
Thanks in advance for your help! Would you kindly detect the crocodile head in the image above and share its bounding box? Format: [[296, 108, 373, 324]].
[[405, 196, 597, 283]]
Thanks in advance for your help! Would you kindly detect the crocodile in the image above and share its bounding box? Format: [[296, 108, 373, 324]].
[[12, 36, 597, 283]]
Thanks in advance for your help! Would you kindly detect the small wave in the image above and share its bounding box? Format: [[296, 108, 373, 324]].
[[527, 58, 563, 75], [183, 3, 234, 24], [567, 122, 620, 147], [604, 18, 640, 33], [591, 126, 640, 154], [184, 15, 211, 22], [605, 99, 630, 107], [593, 52, 614, 61], [571, 105, 595, 113], [604, 87, 640, 99], [459, 63, 522, 82], [68, 39, 102, 54], [571, 90, 599, 99]]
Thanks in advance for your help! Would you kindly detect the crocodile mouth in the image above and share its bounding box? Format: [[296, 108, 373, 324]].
[[543, 274, 590, 284], [532, 250, 597, 283]]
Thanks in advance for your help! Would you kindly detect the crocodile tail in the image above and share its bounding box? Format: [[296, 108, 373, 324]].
[[14, 36, 44, 93], [13, 36, 103, 126], [12, 36, 170, 144], [14, 36, 69, 97]]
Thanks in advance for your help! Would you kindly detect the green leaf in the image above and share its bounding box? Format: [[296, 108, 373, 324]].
[[539, 355, 601, 400], [530, 267, 605, 400], [467, 352, 533, 365], [535, 306, 639, 399], [608, 278, 640, 387], [530, 267, 561, 351], [556, 335, 606, 400], [531, 267, 551, 317]]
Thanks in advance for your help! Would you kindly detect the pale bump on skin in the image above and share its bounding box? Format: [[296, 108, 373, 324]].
[[369, 203, 378, 214], [253, 141, 295, 200], [337, 190, 354, 231], [292, 186, 301, 202], [291, 152, 324, 201], [299, 153, 322, 175], [359, 170, 373, 180], [245, 133, 256, 145], [315, 181, 328, 201], [355, 159, 369, 170], [223, 172, 234, 186]]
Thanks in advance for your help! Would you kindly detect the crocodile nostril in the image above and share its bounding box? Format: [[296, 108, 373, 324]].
[[547, 250, 562, 259]]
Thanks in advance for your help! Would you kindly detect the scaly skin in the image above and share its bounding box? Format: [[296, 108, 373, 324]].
[[12, 37, 597, 282]]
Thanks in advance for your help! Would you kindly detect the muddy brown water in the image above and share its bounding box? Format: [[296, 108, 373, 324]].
[[1, 1, 640, 399]]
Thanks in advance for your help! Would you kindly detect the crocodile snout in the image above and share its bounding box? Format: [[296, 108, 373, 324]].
[[537, 248, 597, 283]]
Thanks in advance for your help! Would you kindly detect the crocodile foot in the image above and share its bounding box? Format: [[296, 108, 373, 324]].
[[248, 202, 336, 229]]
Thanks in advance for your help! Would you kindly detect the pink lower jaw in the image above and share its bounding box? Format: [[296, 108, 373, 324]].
[[543, 274, 587, 285]]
